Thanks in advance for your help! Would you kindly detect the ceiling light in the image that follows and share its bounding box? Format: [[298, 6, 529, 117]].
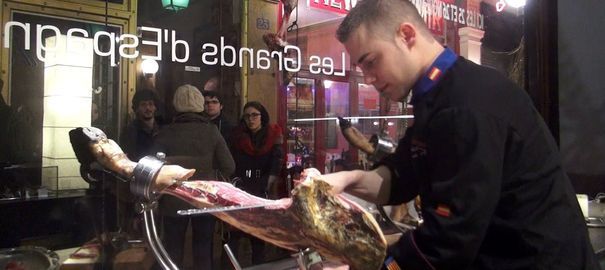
[[162, 0, 189, 11], [505, 0, 526, 8], [141, 59, 159, 75]]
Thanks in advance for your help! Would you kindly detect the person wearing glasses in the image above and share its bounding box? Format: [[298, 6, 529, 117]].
[[227, 101, 284, 265], [202, 90, 234, 140]]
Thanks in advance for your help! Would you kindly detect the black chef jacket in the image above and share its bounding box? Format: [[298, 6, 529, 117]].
[[379, 56, 598, 269]]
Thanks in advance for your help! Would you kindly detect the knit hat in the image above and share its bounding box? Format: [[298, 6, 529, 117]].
[[173, 84, 204, 113]]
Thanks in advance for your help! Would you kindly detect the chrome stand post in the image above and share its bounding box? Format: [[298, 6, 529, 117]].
[[132, 155, 179, 270], [223, 244, 242, 270]]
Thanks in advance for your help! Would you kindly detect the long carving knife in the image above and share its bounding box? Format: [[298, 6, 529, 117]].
[[177, 203, 276, 216]]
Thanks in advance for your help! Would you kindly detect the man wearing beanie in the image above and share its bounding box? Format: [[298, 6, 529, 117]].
[[152, 84, 235, 269]]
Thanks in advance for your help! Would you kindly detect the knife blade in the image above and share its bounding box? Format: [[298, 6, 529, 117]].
[[177, 203, 275, 216]]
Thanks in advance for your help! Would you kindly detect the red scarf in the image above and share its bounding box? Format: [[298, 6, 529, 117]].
[[232, 124, 282, 156]]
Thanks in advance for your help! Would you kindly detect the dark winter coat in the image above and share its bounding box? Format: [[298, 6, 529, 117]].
[[120, 118, 160, 162], [229, 123, 283, 197], [209, 113, 235, 141], [152, 112, 235, 216]]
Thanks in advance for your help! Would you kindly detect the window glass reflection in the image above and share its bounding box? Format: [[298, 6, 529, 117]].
[[4, 12, 121, 192], [323, 80, 350, 172]]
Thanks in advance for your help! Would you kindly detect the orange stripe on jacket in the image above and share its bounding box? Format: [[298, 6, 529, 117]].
[[435, 204, 451, 217]]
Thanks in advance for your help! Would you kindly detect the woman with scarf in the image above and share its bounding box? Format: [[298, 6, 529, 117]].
[[227, 101, 284, 265]]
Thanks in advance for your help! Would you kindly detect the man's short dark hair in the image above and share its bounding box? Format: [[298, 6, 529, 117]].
[[131, 89, 158, 111], [201, 90, 223, 104], [336, 0, 430, 43]]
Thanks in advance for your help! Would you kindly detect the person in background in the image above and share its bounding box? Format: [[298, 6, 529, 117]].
[[202, 90, 234, 141], [307, 0, 598, 269], [118, 89, 162, 237], [203, 76, 219, 92], [227, 101, 284, 265], [120, 89, 161, 162], [152, 84, 235, 269]]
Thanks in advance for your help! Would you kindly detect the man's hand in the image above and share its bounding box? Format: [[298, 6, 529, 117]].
[[302, 168, 354, 195], [302, 166, 392, 205], [300, 167, 321, 181]]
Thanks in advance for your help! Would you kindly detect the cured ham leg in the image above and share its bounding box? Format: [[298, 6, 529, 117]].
[[69, 127, 386, 269], [278, 0, 297, 38], [262, 33, 294, 86], [163, 178, 387, 270], [263, 0, 298, 86], [69, 127, 195, 190], [262, 0, 296, 53], [89, 133, 194, 190], [338, 117, 375, 155], [262, 0, 297, 48]]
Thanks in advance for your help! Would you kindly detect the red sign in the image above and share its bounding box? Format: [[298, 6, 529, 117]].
[[363, 98, 377, 110], [308, 0, 357, 15]]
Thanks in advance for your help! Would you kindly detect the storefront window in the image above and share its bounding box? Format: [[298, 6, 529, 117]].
[[3, 12, 122, 191], [1, 0, 134, 252], [0, 0, 538, 267], [281, 0, 526, 176]]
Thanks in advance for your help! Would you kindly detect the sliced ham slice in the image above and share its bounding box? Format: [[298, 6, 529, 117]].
[[163, 179, 387, 270]]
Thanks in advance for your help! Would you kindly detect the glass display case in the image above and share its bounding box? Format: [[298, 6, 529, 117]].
[[286, 78, 315, 170]]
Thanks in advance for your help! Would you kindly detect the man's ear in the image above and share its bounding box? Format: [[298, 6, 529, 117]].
[[396, 22, 417, 47]]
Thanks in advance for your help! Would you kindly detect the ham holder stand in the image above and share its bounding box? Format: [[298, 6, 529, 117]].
[[68, 127, 326, 270], [69, 127, 179, 269]]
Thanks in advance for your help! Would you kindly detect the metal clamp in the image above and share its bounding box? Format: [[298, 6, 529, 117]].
[[131, 156, 165, 202], [369, 133, 397, 161], [293, 248, 323, 270]]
